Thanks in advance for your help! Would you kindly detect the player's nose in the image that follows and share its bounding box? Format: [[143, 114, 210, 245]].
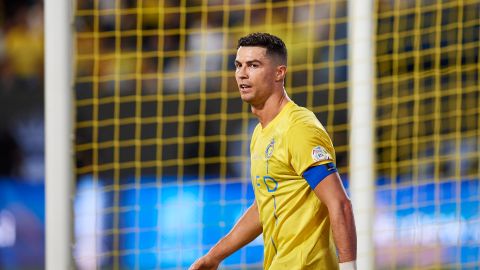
[[236, 66, 248, 79]]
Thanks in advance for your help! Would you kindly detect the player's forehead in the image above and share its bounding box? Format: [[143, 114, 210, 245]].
[[235, 46, 269, 63]]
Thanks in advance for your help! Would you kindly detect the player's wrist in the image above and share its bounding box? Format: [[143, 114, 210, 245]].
[[205, 250, 223, 264], [201, 252, 222, 268], [339, 260, 357, 270], [206, 243, 229, 264]]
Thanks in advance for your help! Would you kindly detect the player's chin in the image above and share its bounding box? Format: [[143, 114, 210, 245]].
[[239, 94, 255, 104], [239, 91, 253, 102]]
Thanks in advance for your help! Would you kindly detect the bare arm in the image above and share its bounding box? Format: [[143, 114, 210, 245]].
[[313, 172, 357, 263], [189, 201, 263, 270]]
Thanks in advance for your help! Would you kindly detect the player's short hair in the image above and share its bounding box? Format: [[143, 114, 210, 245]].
[[237, 33, 287, 65]]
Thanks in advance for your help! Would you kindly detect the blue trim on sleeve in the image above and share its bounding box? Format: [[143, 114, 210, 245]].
[[303, 162, 338, 189]]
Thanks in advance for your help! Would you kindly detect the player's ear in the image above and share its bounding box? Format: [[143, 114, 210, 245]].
[[275, 65, 287, 82]]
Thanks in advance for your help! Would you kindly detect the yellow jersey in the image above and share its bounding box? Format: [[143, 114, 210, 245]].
[[250, 101, 339, 270]]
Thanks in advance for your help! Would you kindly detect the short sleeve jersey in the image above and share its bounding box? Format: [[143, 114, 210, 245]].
[[250, 101, 339, 270]]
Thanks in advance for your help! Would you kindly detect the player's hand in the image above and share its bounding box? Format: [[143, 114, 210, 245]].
[[188, 255, 220, 270]]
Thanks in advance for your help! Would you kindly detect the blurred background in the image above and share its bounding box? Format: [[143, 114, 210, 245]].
[[0, 0, 479, 269], [0, 0, 45, 269]]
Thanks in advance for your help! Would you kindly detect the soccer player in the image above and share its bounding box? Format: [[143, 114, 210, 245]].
[[189, 33, 357, 270]]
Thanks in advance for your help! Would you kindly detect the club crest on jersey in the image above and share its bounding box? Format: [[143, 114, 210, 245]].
[[265, 138, 275, 159], [312, 146, 331, 162]]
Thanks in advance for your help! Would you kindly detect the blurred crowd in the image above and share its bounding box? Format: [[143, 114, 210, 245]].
[[73, 0, 348, 179], [0, 1, 45, 266], [0, 0, 44, 182], [75, 0, 339, 95]]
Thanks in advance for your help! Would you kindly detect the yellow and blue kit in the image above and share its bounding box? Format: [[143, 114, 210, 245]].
[[250, 101, 339, 270]]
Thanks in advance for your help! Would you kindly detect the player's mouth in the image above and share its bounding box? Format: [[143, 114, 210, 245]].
[[239, 84, 252, 90]]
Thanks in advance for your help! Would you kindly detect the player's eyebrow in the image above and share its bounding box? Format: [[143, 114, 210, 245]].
[[235, 59, 262, 66]]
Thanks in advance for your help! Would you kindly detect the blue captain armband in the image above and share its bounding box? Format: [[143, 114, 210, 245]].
[[303, 162, 338, 189]]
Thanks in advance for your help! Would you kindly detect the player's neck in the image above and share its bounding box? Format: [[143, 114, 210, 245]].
[[251, 90, 291, 128]]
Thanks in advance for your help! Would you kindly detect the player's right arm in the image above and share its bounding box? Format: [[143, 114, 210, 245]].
[[188, 201, 263, 270]]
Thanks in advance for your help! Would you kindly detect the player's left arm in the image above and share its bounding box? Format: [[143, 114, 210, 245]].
[[310, 170, 357, 265], [289, 120, 357, 267]]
